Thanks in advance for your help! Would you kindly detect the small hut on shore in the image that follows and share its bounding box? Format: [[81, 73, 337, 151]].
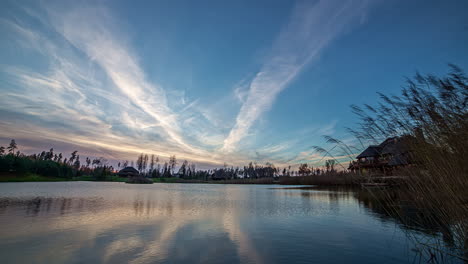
[[118, 167, 139, 177]]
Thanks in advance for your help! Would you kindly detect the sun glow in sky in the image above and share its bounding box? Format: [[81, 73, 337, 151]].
[[0, 0, 467, 168]]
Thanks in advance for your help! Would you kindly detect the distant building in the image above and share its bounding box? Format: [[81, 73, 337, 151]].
[[349, 136, 414, 174], [117, 167, 139, 177]]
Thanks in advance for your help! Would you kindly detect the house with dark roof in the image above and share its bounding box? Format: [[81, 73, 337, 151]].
[[117, 167, 139, 177], [349, 136, 414, 174]]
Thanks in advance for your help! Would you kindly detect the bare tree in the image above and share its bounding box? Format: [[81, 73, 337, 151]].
[[149, 155, 155, 174], [169, 155, 177, 175]]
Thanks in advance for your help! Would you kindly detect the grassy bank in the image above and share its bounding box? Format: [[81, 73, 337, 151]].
[[0, 173, 128, 183], [72, 175, 127, 182], [0, 173, 369, 186], [147, 173, 367, 186], [152, 177, 191, 183], [0, 173, 69, 182]]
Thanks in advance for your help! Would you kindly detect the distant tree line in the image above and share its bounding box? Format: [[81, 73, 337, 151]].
[[0, 140, 113, 180], [124, 153, 337, 181], [0, 140, 339, 181], [297, 160, 336, 176]]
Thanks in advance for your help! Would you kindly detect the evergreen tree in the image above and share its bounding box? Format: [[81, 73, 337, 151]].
[[45, 148, 54, 160], [298, 163, 311, 176], [7, 139, 17, 154], [178, 160, 188, 178]]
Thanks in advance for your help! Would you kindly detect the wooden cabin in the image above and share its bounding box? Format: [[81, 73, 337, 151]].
[[349, 136, 414, 174]]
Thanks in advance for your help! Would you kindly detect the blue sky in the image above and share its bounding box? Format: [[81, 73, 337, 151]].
[[0, 0, 467, 169]]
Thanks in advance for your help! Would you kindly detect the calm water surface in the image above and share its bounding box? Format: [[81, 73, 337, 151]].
[[0, 182, 430, 263]]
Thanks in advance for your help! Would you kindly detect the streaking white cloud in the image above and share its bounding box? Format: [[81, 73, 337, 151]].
[[0, 4, 229, 166], [48, 6, 201, 153], [222, 0, 375, 152], [0, 1, 378, 168]]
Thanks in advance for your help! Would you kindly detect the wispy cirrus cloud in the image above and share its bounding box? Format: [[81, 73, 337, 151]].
[[49, 6, 202, 153], [0, 3, 224, 165], [0, 2, 259, 167], [0, 0, 377, 168], [222, 0, 375, 152]]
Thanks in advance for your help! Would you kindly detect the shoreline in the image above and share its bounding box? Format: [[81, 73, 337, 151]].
[[0, 173, 368, 187]]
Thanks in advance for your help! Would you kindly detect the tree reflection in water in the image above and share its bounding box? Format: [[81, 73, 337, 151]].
[[0, 184, 462, 264]]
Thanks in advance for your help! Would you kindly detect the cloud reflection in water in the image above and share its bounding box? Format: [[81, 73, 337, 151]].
[[0, 182, 419, 264]]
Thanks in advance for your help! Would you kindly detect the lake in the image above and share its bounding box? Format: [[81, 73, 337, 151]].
[[0, 182, 441, 263]]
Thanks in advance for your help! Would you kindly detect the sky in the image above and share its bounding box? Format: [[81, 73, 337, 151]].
[[0, 0, 467, 169]]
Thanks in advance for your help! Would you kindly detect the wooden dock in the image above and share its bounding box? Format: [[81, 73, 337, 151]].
[[360, 176, 408, 188]]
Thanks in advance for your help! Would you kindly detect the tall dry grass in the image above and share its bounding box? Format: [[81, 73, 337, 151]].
[[350, 65, 468, 262], [278, 172, 365, 186]]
